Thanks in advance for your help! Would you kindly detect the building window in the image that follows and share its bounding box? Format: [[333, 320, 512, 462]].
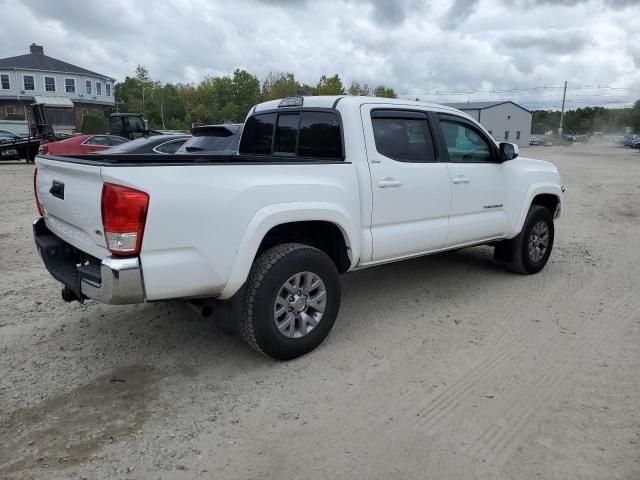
[[85, 80, 92, 94], [44, 76, 56, 92], [23, 75, 35, 91], [106, 83, 111, 96], [516, 131, 521, 140], [96, 82, 102, 96], [81, 109, 88, 118], [6, 105, 15, 116], [504, 131, 510, 140], [1, 74, 10, 90], [65, 78, 75, 93]]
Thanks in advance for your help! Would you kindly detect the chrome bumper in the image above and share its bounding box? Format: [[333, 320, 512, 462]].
[[81, 257, 145, 304], [33, 217, 145, 304]]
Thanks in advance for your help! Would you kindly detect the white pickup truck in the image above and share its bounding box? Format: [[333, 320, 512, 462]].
[[33, 96, 564, 360]]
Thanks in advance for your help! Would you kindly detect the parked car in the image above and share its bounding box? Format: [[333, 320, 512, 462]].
[[176, 124, 242, 154], [623, 134, 639, 147], [106, 134, 190, 154], [0, 129, 24, 140], [33, 95, 564, 360], [41, 134, 129, 155]]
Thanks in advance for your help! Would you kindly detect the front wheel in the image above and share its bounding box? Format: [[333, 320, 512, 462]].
[[494, 205, 555, 274], [240, 243, 341, 360]]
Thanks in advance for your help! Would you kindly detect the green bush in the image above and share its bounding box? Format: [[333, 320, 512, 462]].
[[6, 113, 25, 121], [81, 111, 108, 134]]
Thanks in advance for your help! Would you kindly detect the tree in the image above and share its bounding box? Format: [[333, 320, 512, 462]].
[[316, 74, 345, 95], [373, 85, 397, 98], [347, 80, 371, 96], [114, 65, 161, 116], [231, 69, 261, 119], [82, 110, 108, 134], [261, 72, 300, 100]]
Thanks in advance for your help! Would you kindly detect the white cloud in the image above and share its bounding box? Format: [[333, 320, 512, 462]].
[[0, 0, 638, 109]]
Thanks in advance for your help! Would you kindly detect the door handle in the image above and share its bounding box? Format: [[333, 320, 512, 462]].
[[452, 175, 470, 184], [378, 178, 402, 188]]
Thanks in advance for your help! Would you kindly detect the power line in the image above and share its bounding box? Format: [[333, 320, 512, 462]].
[[400, 84, 640, 97]]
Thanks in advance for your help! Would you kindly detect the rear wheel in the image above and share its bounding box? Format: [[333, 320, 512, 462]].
[[240, 243, 341, 360], [494, 205, 554, 274]]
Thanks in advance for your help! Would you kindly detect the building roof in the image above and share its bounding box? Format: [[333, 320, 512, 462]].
[[443, 100, 531, 114], [0, 53, 114, 80]]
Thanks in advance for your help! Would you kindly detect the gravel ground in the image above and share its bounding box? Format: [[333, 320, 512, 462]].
[[1, 143, 639, 479]]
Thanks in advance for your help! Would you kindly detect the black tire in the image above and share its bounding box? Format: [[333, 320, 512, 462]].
[[240, 243, 341, 360], [494, 205, 555, 274]]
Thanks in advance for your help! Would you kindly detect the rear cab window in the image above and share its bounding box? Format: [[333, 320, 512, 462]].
[[239, 110, 343, 160]]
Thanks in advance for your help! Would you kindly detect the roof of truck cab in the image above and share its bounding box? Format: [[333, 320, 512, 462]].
[[252, 96, 471, 117]]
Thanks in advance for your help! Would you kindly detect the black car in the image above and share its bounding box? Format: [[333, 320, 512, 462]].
[[176, 124, 243, 154], [106, 134, 190, 154]]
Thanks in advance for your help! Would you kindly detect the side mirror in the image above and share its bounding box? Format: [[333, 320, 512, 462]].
[[499, 142, 519, 161], [143, 119, 149, 132]]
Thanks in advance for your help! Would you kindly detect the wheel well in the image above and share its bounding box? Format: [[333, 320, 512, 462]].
[[257, 221, 351, 273], [531, 193, 559, 214]]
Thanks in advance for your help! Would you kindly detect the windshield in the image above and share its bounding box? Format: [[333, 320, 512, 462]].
[[177, 126, 241, 153], [127, 116, 146, 132]]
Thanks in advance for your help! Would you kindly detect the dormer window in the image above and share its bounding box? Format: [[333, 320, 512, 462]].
[[85, 80, 92, 94]]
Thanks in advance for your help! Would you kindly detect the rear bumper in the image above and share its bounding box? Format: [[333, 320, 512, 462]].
[[33, 217, 145, 304]]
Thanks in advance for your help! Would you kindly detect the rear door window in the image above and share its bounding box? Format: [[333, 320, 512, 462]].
[[371, 111, 436, 163], [84, 135, 110, 146]]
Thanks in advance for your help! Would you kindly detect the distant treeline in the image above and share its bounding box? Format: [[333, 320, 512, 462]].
[[114, 66, 397, 130], [114, 66, 640, 134], [532, 103, 640, 135]]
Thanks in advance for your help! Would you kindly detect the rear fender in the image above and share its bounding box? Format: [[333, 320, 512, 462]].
[[219, 202, 358, 299]]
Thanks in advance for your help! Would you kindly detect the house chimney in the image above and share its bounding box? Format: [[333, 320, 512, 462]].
[[30, 43, 44, 55]]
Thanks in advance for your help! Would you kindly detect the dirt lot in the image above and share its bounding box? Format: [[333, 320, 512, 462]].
[[1, 143, 639, 479]]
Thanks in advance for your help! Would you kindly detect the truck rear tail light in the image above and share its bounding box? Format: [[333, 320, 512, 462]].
[[101, 183, 149, 256], [34, 168, 44, 216]]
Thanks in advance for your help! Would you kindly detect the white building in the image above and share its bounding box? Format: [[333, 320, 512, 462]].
[[0, 43, 115, 133], [444, 101, 532, 147]]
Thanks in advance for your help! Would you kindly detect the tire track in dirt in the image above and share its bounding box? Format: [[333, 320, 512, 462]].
[[410, 271, 627, 435], [467, 287, 640, 465], [338, 257, 621, 442]]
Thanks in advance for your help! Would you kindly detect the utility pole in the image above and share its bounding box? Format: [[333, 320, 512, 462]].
[[559, 80, 567, 139]]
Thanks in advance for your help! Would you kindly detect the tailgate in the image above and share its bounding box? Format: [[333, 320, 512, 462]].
[[35, 156, 109, 259]]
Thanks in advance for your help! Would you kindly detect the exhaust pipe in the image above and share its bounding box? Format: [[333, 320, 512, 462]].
[[186, 299, 215, 318]]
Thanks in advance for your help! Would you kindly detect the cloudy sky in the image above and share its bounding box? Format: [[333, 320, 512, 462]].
[[1, 0, 639, 109]]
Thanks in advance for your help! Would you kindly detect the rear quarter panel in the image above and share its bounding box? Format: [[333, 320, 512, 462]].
[[101, 163, 361, 300]]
